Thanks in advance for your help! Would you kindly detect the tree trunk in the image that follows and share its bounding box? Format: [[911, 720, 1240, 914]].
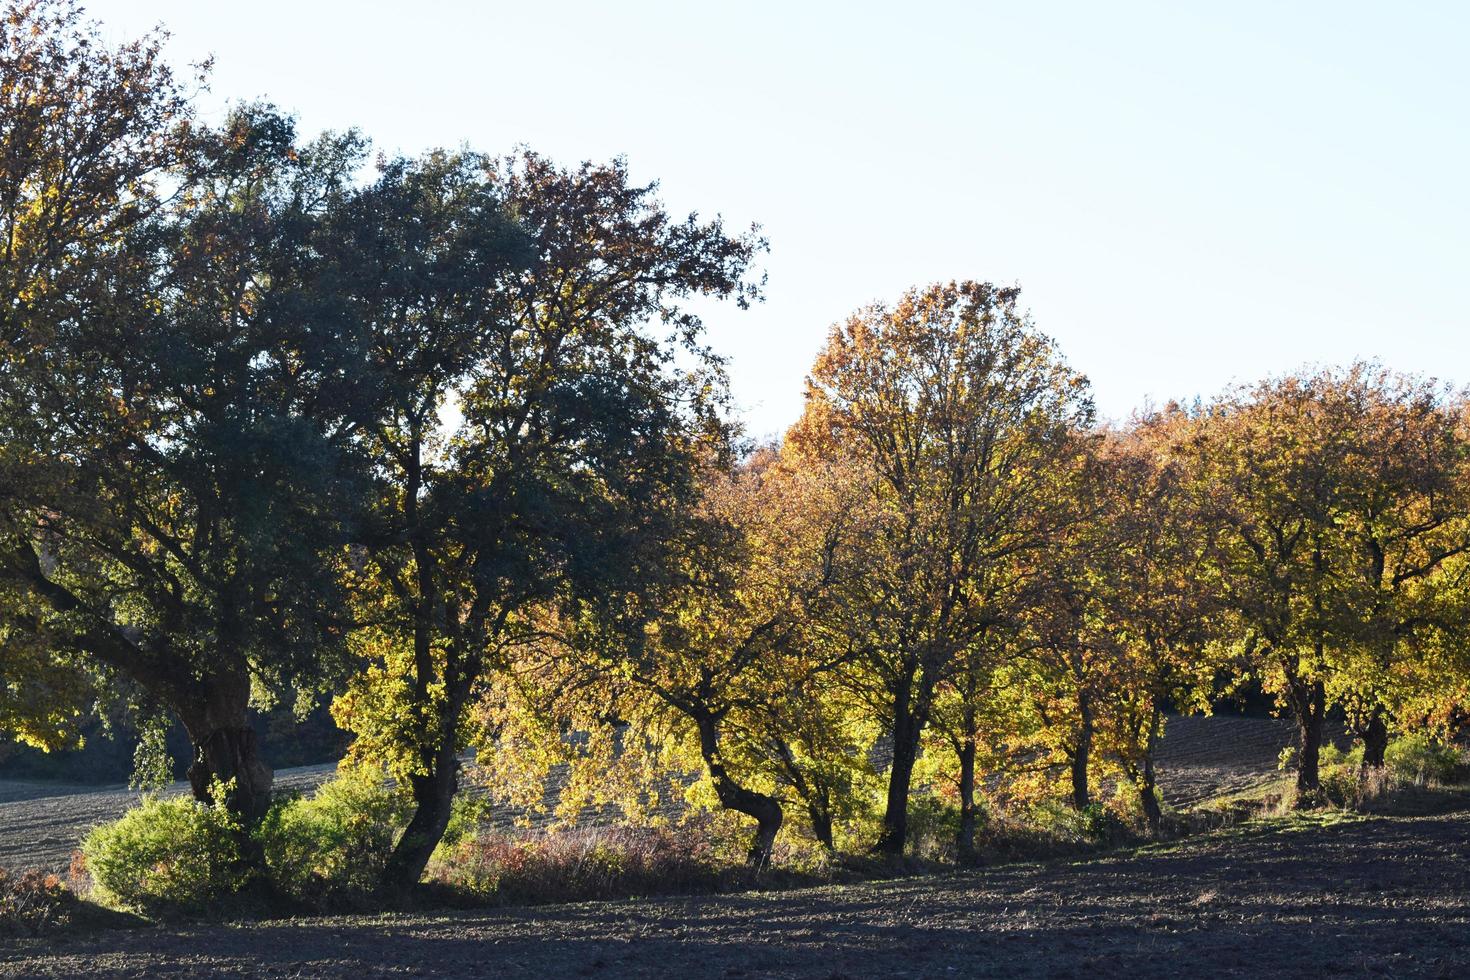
[[875, 689, 922, 856], [695, 714, 783, 868], [1359, 711, 1389, 770], [771, 739, 834, 852], [382, 739, 461, 892], [1294, 679, 1326, 803], [1137, 706, 1163, 835], [807, 798, 835, 852], [177, 669, 273, 825], [955, 735, 979, 864], [1070, 693, 1093, 810]]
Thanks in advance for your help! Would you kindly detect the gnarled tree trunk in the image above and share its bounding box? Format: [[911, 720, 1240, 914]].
[[176, 668, 273, 825], [696, 714, 783, 868]]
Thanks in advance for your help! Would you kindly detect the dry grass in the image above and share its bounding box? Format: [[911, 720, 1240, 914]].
[[427, 823, 743, 905], [0, 867, 75, 937]]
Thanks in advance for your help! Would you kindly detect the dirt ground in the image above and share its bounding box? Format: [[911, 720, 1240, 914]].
[[0, 764, 338, 873], [3, 803, 1466, 978], [1150, 714, 1348, 805]]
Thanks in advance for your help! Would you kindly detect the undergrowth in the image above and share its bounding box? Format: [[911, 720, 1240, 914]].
[[49, 735, 1470, 928], [0, 867, 76, 936]]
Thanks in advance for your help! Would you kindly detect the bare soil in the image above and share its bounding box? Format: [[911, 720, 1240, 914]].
[[3, 802, 1466, 978], [7, 715, 1451, 978], [1151, 714, 1349, 805]]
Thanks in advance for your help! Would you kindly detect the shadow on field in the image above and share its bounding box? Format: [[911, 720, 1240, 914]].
[[3, 808, 1468, 978]]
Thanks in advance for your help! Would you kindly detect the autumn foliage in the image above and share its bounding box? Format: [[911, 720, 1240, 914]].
[[1, 0, 1467, 911]]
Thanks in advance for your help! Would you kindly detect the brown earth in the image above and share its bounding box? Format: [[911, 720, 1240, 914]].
[[3, 802, 1467, 978], [2, 715, 1461, 978], [1151, 714, 1350, 805]]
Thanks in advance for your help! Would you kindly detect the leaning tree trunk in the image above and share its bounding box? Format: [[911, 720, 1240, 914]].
[[772, 740, 835, 852], [1359, 710, 1389, 770], [382, 732, 461, 893], [1070, 692, 1094, 810], [382, 667, 471, 893], [955, 734, 979, 864], [695, 714, 783, 868], [177, 667, 274, 826]]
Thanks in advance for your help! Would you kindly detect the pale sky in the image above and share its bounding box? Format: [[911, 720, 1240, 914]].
[[88, 1, 1470, 438]]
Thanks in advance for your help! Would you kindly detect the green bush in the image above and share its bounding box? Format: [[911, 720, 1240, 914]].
[[1078, 801, 1132, 842], [257, 769, 409, 908], [904, 795, 961, 860], [79, 791, 252, 916], [1317, 762, 1391, 810], [1385, 735, 1466, 785], [1318, 743, 1364, 769]]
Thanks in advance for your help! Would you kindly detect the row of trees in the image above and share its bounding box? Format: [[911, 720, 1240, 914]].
[[2, 2, 1467, 889], [484, 286, 1470, 867]]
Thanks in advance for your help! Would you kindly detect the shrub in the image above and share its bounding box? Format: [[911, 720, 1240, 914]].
[[430, 824, 728, 905], [257, 769, 409, 908], [1385, 735, 1466, 785], [79, 791, 252, 916], [1319, 743, 1363, 769], [0, 868, 75, 936], [1067, 801, 1127, 843], [1318, 762, 1392, 810], [903, 795, 961, 861]]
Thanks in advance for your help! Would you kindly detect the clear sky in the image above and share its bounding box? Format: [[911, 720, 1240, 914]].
[[87, 0, 1470, 438]]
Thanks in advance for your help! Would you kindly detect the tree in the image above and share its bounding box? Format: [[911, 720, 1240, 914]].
[[330, 150, 763, 890], [795, 281, 1093, 854], [1185, 367, 1470, 797], [1298, 367, 1470, 767], [483, 447, 862, 868], [0, 0, 190, 757], [0, 103, 366, 823], [1087, 414, 1220, 831], [1183, 379, 1343, 799]]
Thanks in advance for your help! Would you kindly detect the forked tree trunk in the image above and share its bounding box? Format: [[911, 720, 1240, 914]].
[[955, 735, 979, 864]]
